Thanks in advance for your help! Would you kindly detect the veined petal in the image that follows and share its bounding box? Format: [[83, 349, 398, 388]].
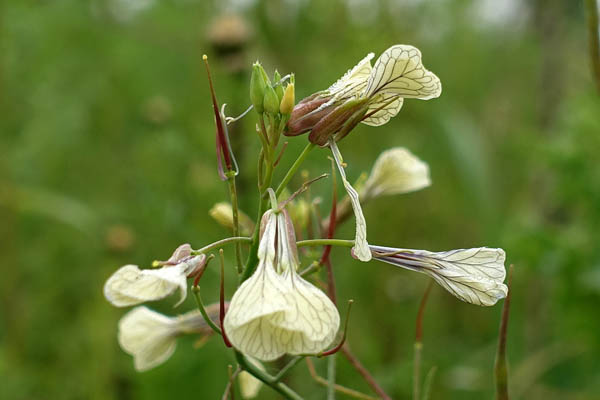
[[371, 246, 507, 306], [276, 213, 340, 348], [327, 52, 374, 100], [365, 45, 441, 100], [118, 307, 177, 371], [103, 255, 204, 307], [223, 212, 292, 361], [361, 95, 403, 127], [361, 147, 431, 199], [330, 141, 371, 261]]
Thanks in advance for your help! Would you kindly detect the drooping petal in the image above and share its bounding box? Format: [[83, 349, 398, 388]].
[[361, 147, 431, 200], [223, 212, 292, 361], [276, 213, 340, 351], [118, 307, 177, 371], [371, 246, 508, 306], [104, 255, 205, 307], [330, 141, 371, 261], [364, 45, 441, 100]]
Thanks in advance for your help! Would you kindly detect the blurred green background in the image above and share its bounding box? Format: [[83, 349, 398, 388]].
[[2, 0, 600, 399]]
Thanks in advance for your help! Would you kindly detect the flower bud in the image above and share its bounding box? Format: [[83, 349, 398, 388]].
[[250, 62, 268, 113], [273, 70, 284, 101], [263, 84, 280, 115], [279, 83, 295, 115], [209, 202, 254, 236]]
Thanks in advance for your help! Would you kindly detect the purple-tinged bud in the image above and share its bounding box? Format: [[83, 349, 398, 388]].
[[308, 98, 369, 146], [285, 95, 333, 136]]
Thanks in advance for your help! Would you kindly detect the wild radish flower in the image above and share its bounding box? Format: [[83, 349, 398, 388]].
[[118, 306, 213, 371], [361, 147, 431, 201], [104, 244, 206, 307], [285, 44, 441, 146], [223, 209, 340, 361], [369, 245, 508, 306]]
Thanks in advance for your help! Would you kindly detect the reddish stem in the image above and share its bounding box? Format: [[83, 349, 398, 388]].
[[341, 345, 392, 400], [415, 280, 434, 343]]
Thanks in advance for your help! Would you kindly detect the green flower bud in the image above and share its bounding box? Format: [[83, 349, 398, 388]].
[[279, 83, 295, 115], [263, 84, 280, 115], [250, 62, 268, 114], [273, 70, 284, 101]]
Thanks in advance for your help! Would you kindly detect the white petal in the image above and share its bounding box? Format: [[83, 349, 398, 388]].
[[118, 307, 177, 371], [365, 45, 441, 100], [362, 147, 431, 199], [330, 141, 371, 261], [280, 270, 340, 352], [372, 246, 508, 306], [103, 262, 191, 307], [223, 214, 292, 361], [327, 52, 374, 100], [361, 95, 403, 127]]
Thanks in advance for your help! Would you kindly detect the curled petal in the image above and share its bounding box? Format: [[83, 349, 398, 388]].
[[362, 147, 431, 200], [330, 141, 371, 261], [104, 255, 205, 307], [371, 245, 508, 306], [118, 307, 177, 371], [365, 45, 442, 100]]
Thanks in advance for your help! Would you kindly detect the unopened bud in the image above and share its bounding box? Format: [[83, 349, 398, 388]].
[[273, 70, 284, 101], [279, 83, 295, 115], [250, 62, 268, 114], [263, 84, 280, 115], [209, 202, 254, 236]]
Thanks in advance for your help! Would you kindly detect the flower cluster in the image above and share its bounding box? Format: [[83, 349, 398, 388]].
[[103, 45, 509, 399]]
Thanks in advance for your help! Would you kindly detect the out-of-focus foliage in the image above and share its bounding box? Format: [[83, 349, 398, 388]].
[[1, 0, 599, 399]]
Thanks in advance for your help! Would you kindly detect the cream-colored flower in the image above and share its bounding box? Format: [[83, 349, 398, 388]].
[[361, 147, 431, 201], [370, 245, 508, 306], [286, 44, 441, 145], [118, 307, 209, 371], [223, 209, 340, 361], [104, 245, 205, 307]]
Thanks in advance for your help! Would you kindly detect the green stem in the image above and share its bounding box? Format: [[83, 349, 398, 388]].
[[234, 351, 303, 400], [191, 286, 222, 335], [275, 143, 315, 197], [296, 239, 354, 248], [273, 356, 304, 383], [193, 237, 252, 255], [227, 175, 243, 274], [327, 355, 337, 400]]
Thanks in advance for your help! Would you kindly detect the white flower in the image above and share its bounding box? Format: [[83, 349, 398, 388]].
[[104, 244, 206, 307], [361, 147, 431, 200], [118, 306, 209, 371], [370, 245, 508, 306], [223, 209, 340, 361], [286, 44, 441, 145]]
